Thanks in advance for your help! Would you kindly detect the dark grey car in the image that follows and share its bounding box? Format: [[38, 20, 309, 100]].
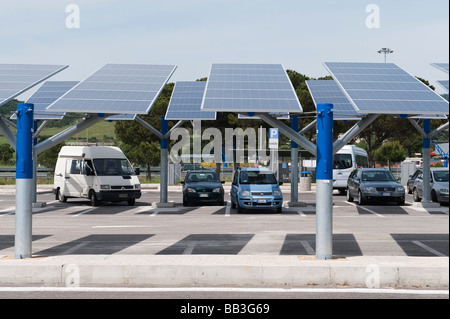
[[347, 168, 405, 205]]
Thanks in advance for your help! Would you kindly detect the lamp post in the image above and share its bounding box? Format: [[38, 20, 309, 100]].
[[378, 48, 394, 63]]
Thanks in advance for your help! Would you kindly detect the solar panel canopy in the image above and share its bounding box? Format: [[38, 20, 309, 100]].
[[324, 62, 449, 116], [0, 64, 68, 107], [106, 113, 137, 121], [165, 81, 216, 120], [238, 112, 290, 120], [306, 80, 362, 121], [46, 64, 177, 115], [201, 64, 303, 113], [431, 63, 449, 73]]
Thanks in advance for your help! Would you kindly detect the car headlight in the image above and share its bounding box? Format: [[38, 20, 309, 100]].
[[273, 190, 282, 197], [240, 190, 252, 197], [135, 184, 141, 190], [213, 188, 222, 193], [362, 186, 376, 193], [186, 188, 196, 193], [440, 188, 449, 194], [100, 185, 111, 190], [397, 187, 405, 192]]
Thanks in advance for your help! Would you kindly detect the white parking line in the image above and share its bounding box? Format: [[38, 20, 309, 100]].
[[150, 210, 159, 217], [60, 242, 89, 255], [225, 201, 231, 217], [412, 241, 447, 257], [300, 240, 315, 255], [347, 202, 384, 217], [72, 207, 98, 217]]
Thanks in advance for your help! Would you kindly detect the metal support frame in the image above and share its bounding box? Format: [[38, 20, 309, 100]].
[[422, 120, 432, 203], [333, 114, 379, 154], [160, 116, 169, 204], [316, 103, 334, 260], [0, 116, 17, 151], [135, 116, 164, 139], [15, 103, 34, 259], [34, 114, 107, 155], [259, 113, 317, 156]]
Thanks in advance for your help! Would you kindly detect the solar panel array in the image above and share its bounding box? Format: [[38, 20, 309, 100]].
[[0, 64, 68, 107], [201, 64, 303, 113], [165, 81, 216, 120], [324, 62, 449, 115], [106, 113, 137, 121], [437, 80, 449, 92], [46, 64, 177, 115], [238, 112, 290, 120], [306, 80, 362, 121]]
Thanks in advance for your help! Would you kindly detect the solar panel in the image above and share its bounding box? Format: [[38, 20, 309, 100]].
[[46, 64, 177, 115], [306, 80, 362, 121], [431, 63, 449, 73], [437, 80, 449, 92], [238, 112, 290, 120], [165, 81, 216, 120], [106, 114, 137, 121], [201, 64, 303, 113], [0, 64, 68, 107], [324, 62, 449, 116], [10, 81, 79, 120]]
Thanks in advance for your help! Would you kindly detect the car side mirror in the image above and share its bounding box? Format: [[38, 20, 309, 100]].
[[134, 168, 140, 176], [180, 181, 185, 185], [279, 182, 283, 186], [221, 181, 225, 184]]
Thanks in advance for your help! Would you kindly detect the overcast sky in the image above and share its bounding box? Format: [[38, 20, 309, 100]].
[[1, 0, 449, 99]]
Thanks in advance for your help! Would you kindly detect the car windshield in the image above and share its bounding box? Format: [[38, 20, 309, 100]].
[[239, 170, 277, 185], [334, 154, 352, 169], [93, 159, 135, 176], [433, 170, 449, 182], [186, 172, 220, 183], [361, 170, 396, 182]]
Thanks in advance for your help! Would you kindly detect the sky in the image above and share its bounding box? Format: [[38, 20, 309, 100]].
[[1, 0, 449, 100]]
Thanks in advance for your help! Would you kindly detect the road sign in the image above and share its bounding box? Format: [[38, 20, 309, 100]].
[[269, 128, 279, 149]]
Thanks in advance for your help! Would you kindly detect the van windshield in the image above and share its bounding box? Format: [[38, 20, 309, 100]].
[[239, 171, 277, 185], [93, 159, 135, 176], [334, 154, 352, 169]]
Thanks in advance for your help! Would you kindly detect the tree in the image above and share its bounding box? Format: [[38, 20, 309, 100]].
[[122, 141, 160, 180], [0, 143, 14, 165], [373, 141, 406, 169]]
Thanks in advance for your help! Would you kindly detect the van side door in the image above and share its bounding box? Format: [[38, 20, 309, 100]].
[[65, 159, 84, 197]]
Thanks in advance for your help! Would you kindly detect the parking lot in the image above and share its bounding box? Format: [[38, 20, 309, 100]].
[[0, 187, 448, 258]]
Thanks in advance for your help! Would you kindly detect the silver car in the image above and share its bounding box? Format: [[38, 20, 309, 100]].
[[413, 167, 449, 205]]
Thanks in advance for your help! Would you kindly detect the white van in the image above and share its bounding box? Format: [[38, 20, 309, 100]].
[[53, 146, 141, 206], [333, 145, 369, 194]]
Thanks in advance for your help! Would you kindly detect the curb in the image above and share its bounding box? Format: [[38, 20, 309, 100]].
[[0, 255, 448, 288]]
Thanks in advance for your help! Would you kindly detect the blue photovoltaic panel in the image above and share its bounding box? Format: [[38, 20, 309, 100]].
[[46, 64, 177, 115], [14, 81, 78, 120], [0, 64, 68, 107], [431, 63, 449, 73], [437, 80, 449, 92], [324, 62, 449, 115], [238, 112, 290, 120], [306, 80, 362, 121], [201, 64, 303, 113], [165, 81, 216, 120], [106, 114, 137, 121]]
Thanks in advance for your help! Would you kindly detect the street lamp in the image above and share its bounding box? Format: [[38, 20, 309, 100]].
[[378, 48, 394, 63]]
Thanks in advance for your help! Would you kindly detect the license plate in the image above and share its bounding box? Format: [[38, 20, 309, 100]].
[[382, 192, 391, 197], [257, 199, 267, 204], [199, 194, 209, 198], [119, 194, 128, 198]]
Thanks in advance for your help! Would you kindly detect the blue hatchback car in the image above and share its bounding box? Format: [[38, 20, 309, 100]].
[[230, 167, 283, 213]]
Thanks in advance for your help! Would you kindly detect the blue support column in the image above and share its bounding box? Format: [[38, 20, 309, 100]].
[[316, 103, 334, 260], [291, 115, 299, 203], [15, 103, 34, 259], [422, 120, 432, 203], [160, 116, 169, 204]]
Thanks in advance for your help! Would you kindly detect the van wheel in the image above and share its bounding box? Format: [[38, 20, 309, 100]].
[[127, 199, 135, 206], [413, 188, 421, 202], [89, 191, 99, 206], [431, 190, 438, 203], [58, 189, 67, 203]]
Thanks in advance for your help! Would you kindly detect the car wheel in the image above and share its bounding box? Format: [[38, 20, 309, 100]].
[[408, 186, 413, 195], [58, 189, 67, 203], [182, 195, 188, 207], [431, 190, 438, 203], [397, 197, 405, 206], [358, 191, 365, 205], [231, 198, 236, 209], [237, 200, 244, 214], [89, 190, 99, 207], [346, 188, 354, 202], [413, 188, 421, 202]]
